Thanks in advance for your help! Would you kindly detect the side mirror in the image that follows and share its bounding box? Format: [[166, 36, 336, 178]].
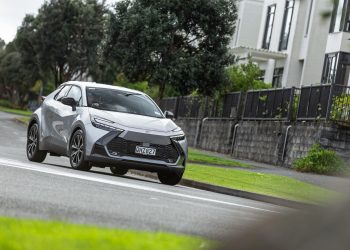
[[164, 111, 174, 119], [61, 97, 77, 111]]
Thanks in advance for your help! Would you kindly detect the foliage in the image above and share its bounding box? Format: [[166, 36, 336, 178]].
[[225, 60, 271, 92], [184, 164, 336, 203], [0, 38, 5, 51], [0, 217, 210, 250], [0, 42, 32, 106], [114, 73, 179, 99], [330, 93, 350, 122], [293, 144, 346, 175], [15, 0, 108, 87], [188, 148, 251, 167], [105, 0, 237, 98]]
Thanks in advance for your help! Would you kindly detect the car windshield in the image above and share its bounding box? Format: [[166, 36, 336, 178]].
[[86, 87, 164, 118]]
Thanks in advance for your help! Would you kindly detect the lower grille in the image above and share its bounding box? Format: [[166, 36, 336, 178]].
[[107, 137, 179, 163], [92, 144, 108, 156]]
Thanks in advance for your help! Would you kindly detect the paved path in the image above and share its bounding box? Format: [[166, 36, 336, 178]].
[[0, 111, 288, 240]]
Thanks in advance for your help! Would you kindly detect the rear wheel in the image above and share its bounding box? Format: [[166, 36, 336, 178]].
[[110, 167, 128, 176], [27, 123, 47, 163], [158, 171, 183, 186], [69, 130, 91, 171]]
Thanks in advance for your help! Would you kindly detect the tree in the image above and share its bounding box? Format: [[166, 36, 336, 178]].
[[225, 60, 271, 93], [105, 0, 237, 99], [16, 0, 108, 87], [0, 38, 5, 51], [0, 42, 31, 105]]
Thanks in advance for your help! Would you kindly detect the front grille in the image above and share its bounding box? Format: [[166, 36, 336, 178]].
[[107, 137, 179, 163]]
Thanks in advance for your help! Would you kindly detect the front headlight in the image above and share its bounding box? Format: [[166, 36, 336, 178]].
[[90, 115, 124, 132], [172, 127, 183, 133]]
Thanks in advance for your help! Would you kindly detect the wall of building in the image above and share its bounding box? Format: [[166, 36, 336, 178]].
[[232, 0, 336, 88], [300, 0, 332, 85], [175, 118, 350, 167], [230, 0, 264, 48]]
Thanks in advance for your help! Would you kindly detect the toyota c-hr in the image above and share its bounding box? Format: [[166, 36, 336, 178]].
[[26, 81, 187, 185]]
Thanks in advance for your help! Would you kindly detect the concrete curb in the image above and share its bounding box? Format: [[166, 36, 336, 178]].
[[129, 170, 318, 210]]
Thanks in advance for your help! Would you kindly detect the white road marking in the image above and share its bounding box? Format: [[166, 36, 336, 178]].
[[0, 157, 279, 213]]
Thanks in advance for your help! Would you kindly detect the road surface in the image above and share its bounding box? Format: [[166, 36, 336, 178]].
[[0, 111, 289, 239]]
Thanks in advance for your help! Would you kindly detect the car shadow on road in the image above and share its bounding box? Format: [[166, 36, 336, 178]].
[[44, 163, 160, 185]]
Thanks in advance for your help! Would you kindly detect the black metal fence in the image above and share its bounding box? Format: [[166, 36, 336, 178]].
[[158, 84, 350, 124], [330, 85, 350, 124], [158, 92, 242, 119], [242, 88, 297, 121], [297, 85, 332, 120]]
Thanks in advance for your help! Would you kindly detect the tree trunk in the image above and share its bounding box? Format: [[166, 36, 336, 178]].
[[158, 82, 166, 100]]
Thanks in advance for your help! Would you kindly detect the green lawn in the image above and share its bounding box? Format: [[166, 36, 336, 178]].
[[184, 164, 337, 203], [0, 106, 32, 116], [0, 217, 211, 250], [188, 148, 251, 168]]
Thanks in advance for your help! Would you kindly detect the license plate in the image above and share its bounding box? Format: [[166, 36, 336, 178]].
[[135, 146, 156, 156]]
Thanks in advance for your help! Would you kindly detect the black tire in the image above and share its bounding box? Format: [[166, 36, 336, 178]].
[[157, 171, 183, 186], [110, 167, 128, 176], [27, 123, 47, 163], [69, 130, 91, 171]]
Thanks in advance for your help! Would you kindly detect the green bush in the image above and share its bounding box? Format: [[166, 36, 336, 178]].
[[293, 144, 346, 175]]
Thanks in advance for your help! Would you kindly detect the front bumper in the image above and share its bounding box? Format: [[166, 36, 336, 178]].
[[86, 129, 187, 174]]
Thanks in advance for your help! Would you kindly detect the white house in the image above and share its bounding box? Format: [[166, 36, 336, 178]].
[[231, 0, 350, 88]]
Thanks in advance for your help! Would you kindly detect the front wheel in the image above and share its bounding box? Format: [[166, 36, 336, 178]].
[[157, 171, 183, 186], [69, 130, 91, 171]]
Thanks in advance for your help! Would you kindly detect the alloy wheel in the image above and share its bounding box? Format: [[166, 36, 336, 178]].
[[71, 133, 84, 167], [27, 124, 38, 158]]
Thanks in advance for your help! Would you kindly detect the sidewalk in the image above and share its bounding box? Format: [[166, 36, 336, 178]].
[[191, 148, 350, 193]]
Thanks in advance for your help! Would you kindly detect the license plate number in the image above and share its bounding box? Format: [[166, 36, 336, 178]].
[[135, 146, 156, 156]]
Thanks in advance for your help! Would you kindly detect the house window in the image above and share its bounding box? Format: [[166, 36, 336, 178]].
[[322, 53, 339, 84], [330, 0, 350, 32], [262, 5, 276, 49], [279, 0, 295, 51], [272, 68, 284, 88]]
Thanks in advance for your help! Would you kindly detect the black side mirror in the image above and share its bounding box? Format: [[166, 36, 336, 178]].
[[61, 97, 77, 111], [164, 111, 174, 119]]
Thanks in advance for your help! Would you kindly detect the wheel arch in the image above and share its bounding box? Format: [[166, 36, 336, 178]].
[[66, 122, 87, 155]]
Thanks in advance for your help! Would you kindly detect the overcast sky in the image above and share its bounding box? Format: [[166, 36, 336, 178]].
[[0, 0, 115, 44]]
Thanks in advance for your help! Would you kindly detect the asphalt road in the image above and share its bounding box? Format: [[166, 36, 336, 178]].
[[0, 111, 289, 239]]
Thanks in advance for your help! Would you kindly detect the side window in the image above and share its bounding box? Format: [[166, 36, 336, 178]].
[[66, 86, 83, 106], [55, 86, 71, 101]]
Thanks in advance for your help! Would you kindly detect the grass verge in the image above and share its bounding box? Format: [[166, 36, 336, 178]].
[[0, 217, 211, 250], [16, 116, 30, 125], [188, 148, 251, 168], [0, 106, 32, 116], [184, 164, 337, 203]]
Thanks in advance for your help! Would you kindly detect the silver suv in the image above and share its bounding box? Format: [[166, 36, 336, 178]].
[[26, 81, 187, 185]]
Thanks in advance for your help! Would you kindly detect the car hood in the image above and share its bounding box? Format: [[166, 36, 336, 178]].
[[88, 108, 178, 133]]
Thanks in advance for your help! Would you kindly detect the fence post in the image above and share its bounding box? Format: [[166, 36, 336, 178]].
[[305, 85, 312, 119], [326, 84, 334, 121], [174, 97, 180, 119], [287, 87, 295, 121]]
